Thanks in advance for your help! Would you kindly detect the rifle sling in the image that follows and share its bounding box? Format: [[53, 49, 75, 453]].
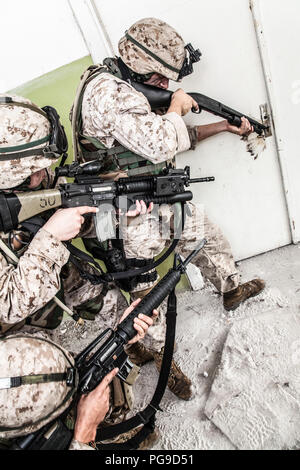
[[19, 216, 180, 286], [95, 287, 177, 449], [66, 201, 186, 284], [94, 204, 185, 448]]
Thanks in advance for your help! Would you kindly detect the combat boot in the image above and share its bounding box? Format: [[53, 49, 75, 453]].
[[127, 341, 178, 367], [126, 342, 154, 367], [127, 343, 190, 400], [99, 426, 160, 450], [223, 279, 265, 311], [153, 348, 193, 401]]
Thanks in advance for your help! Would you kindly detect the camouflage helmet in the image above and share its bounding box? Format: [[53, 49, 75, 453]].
[[0, 94, 62, 190], [0, 334, 76, 439], [118, 18, 187, 82]]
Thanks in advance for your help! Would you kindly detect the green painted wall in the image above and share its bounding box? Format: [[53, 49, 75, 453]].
[[9, 55, 93, 163], [9, 55, 190, 293]]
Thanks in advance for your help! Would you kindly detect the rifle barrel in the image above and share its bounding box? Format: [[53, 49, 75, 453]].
[[190, 177, 215, 183], [180, 238, 207, 270]]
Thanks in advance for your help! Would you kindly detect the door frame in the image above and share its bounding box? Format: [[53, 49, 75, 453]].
[[250, 0, 298, 243]]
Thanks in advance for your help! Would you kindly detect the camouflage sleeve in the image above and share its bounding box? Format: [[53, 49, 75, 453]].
[[82, 74, 190, 163], [69, 439, 94, 450], [162, 113, 191, 153], [0, 229, 69, 324], [186, 126, 198, 150]]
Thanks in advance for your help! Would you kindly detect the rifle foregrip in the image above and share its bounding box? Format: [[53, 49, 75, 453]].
[[228, 116, 242, 128], [142, 192, 193, 205], [117, 269, 182, 341]]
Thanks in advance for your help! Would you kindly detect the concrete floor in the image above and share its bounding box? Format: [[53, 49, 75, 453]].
[[131, 243, 300, 450], [53, 243, 300, 450]]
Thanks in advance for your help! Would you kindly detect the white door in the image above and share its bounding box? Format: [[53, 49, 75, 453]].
[[69, 0, 292, 260], [251, 0, 300, 244]]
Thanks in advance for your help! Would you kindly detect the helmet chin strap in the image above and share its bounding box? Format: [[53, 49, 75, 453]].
[[117, 57, 154, 84], [125, 31, 182, 75]]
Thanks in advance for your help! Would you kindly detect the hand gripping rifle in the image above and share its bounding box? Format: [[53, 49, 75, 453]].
[[131, 82, 270, 137], [0, 162, 213, 287], [77, 238, 207, 393], [11, 239, 207, 450], [0, 162, 214, 234]]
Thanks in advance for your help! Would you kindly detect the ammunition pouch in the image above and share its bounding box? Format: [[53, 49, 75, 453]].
[[11, 419, 73, 451]]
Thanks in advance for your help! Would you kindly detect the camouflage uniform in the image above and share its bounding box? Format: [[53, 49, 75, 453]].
[[0, 95, 141, 442], [0, 334, 92, 450], [0, 228, 69, 331], [81, 58, 240, 352]]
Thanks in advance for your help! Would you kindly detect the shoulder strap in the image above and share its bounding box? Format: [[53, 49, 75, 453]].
[[71, 65, 108, 163], [0, 97, 48, 119], [95, 288, 177, 449]]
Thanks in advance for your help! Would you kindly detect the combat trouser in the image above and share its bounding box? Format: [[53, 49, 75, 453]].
[[122, 202, 240, 352]]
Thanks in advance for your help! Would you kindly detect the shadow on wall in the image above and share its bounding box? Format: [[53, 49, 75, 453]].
[[8, 55, 93, 164]]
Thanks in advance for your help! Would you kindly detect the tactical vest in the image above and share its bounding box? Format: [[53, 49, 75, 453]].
[[71, 58, 171, 176]]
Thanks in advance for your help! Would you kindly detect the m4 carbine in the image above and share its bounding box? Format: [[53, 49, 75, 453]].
[[11, 239, 207, 450], [131, 82, 269, 137], [0, 162, 214, 234], [76, 238, 207, 393]]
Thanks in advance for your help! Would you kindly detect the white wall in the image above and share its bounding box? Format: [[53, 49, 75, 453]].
[[255, 0, 300, 242], [72, 0, 292, 260], [1, 0, 299, 259], [0, 0, 89, 92]]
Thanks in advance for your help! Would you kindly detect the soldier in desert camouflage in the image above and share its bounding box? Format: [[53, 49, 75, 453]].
[[75, 18, 266, 401], [0, 95, 161, 444], [0, 94, 155, 336], [0, 334, 105, 450], [0, 94, 100, 334], [0, 311, 155, 451]]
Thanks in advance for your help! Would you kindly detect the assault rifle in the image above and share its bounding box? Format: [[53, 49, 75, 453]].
[[0, 161, 214, 237], [78, 237, 207, 393], [11, 239, 207, 450], [131, 81, 269, 137]]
